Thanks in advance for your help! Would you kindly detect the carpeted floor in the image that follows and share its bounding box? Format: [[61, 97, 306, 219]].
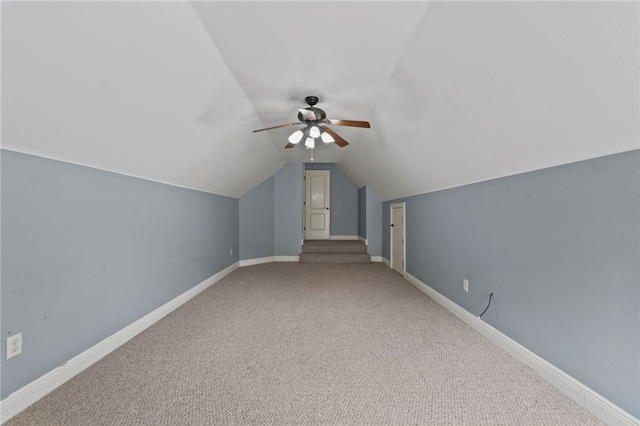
[[5, 263, 604, 425]]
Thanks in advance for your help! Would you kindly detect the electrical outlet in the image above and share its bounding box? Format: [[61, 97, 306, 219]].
[[230, 248, 233, 255], [7, 333, 22, 360], [463, 279, 469, 293]]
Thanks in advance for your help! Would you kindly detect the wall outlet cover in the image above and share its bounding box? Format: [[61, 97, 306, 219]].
[[7, 333, 22, 360]]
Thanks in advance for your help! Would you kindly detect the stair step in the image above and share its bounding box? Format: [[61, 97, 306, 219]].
[[301, 240, 367, 254], [299, 253, 371, 264]]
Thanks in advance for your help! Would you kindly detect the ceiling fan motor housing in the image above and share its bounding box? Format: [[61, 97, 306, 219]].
[[298, 96, 325, 123], [298, 107, 326, 123]]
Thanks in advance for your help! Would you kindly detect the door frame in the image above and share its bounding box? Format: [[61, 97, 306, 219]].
[[390, 202, 406, 276]]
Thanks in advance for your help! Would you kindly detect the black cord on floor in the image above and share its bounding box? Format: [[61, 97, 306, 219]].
[[478, 292, 494, 319]]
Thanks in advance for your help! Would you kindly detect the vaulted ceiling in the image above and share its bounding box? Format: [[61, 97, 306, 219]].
[[2, 1, 638, 200]]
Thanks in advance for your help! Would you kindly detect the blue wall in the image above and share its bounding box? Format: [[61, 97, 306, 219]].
[[358, 186, 383, 257], [239, 176, 275, 260], [382, 150, 640, 417], [365, 186, 382, 257], [6, 148, 634, 417], [274, 163, 304, 256], [305, 163, 358, 237], [1, 150, 239, 398], [239, 164, 304, 259], [358, 187, 366, 239]]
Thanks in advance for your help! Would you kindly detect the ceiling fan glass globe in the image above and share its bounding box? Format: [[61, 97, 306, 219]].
[[305, 137, 315, 149], [288, 129, 304, 144], [321, 131, 335, 144], [309, 125, 321, 138]]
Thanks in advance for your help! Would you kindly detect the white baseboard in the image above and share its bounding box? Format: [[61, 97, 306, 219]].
[[239, 256, 274, 267], [358, 236, 368, 245], [242, 254, 378, 264], [404, 272, 639, 426], [381, 257, 391, 267], [239, 256, 300, 267], [0, 262, 239, 424], [330, 235, 359, 240]]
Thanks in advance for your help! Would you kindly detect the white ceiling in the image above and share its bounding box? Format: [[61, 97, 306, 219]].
[[2, 1, 638, 200]]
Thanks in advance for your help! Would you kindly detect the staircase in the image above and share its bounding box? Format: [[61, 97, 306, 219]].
[[299, 240, 371, 264]]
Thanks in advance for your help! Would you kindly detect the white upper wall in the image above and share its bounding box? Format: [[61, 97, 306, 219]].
[[2, 1, 638, 199], [345, 1, 639, 199], [1, 1, 282, 197]]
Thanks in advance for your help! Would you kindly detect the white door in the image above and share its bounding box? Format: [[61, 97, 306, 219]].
[[391, 203, 405, 275], [305, 170, 330, 240]]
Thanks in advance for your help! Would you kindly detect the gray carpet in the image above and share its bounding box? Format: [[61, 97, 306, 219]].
[[6, 263, 604, 425]]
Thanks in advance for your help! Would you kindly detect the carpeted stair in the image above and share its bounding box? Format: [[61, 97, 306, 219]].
[[299, 240, 371, 264]]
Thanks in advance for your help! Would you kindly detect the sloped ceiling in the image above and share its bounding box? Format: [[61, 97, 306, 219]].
[[2, 1, 638, 200]]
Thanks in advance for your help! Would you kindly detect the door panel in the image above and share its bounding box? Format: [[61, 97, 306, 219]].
[[305, 170, 330, 240], [310, 176, 326, 209], [310, 213, 326, 230]]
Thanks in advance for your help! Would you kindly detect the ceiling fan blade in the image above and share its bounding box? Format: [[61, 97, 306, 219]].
[[253, 122, 301, 133], [325, 119, 371, 128], [284, 142, 296, 149], [322, 127, 349, 147], [298, 108, 316, 120]]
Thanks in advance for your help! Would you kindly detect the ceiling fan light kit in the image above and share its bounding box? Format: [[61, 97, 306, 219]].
[[253, 96, 371, 151]]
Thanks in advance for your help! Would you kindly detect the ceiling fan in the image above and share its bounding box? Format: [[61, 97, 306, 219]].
[[253, 96, 370, 149]]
